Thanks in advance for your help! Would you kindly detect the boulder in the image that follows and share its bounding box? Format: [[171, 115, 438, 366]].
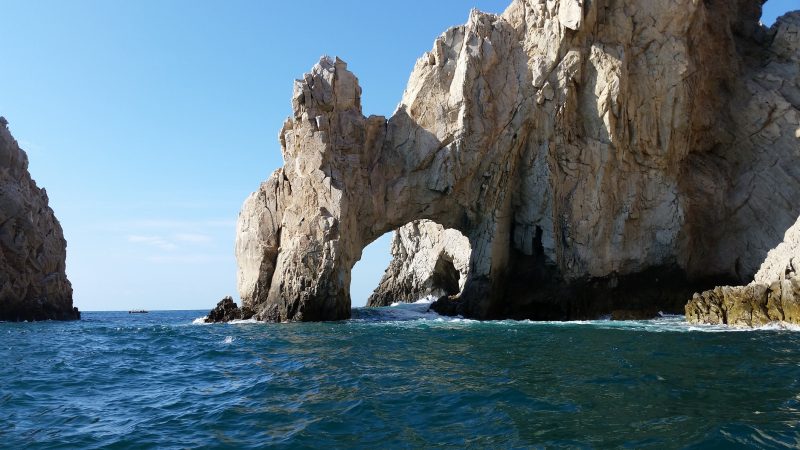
[[687, 214, 800, 327], [205, 296, 254, 323]]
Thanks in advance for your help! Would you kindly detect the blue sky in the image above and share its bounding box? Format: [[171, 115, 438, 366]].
[[1, 1, 795, 311]]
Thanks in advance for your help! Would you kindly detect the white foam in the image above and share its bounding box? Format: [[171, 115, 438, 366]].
[[349, 305, 800, 332], [390, 297, 435, 307], [191, 317, 258, 325], [228, 318, 259, 325], [223, 336, 234, 344], [191, 302, 800, 332]]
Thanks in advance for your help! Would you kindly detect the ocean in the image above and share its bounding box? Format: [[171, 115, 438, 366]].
[[2, 301, 800, 448]]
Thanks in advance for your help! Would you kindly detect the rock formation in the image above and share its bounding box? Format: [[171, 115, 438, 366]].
[[0, 118, 78, 321], [367, 220, 470, 307], [684, 10, 800, 327], [205, 296, 253, 323], [221, 1, 800, 323], [687, 215, 800, 327]]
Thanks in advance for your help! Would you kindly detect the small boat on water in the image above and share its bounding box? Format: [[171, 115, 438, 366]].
[[128, 309, 148, 314]]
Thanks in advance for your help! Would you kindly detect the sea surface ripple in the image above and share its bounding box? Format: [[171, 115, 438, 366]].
[[2, 302, 800, 448]]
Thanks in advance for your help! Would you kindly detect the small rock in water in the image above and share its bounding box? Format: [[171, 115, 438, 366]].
[[205, 296, 254, 323]]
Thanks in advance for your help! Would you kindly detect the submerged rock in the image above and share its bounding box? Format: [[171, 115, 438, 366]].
[[205, 296, 254, 323], [231, 2, 800, 322], [0, 118, 78, 321]]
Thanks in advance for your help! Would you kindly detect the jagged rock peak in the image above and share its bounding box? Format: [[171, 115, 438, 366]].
[[291, 56, 362, 118], [0, 119, 78, 321]]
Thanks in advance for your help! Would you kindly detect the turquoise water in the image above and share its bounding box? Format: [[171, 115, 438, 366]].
[[2, 302, 800, 449]]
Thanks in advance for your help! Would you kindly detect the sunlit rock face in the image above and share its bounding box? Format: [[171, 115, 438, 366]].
[[228, 1, 800, 322], [367, 220, 470, 308], [0, 119, 78, 321]]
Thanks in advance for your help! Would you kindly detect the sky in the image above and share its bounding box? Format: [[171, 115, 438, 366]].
[[1, 1, 795, 312]]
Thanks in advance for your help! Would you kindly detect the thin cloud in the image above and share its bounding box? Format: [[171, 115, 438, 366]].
[[127, 219, 236, 229], [127, 235, 178, 251], [146, 254, 230, 264], [97, 218, 236, 234], [174, 233, 213, 243]]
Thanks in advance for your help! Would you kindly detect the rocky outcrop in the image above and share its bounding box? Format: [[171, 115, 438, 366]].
[[0, 118, 78, 321], [227, 1, 800, 322], [367, 220, 470, 307], [205, 296, 253, 323], [687, 215, 800, 327]]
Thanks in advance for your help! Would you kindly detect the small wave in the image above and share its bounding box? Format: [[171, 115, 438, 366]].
[[352, 298, 441, 323], [223, 336, 234, 344], [389, 296, 437, 307], [191, 317, 258, 325], [349, 305, 800, 332], [522, 317, 800, 333], [687, 321, 800, 333], [228, 318, 260, 325], [190, 303, 800, 332]]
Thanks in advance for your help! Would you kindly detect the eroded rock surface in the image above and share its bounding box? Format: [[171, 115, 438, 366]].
[[367, 220, 470, 307], [228, 2, 800, 322], [205, 296, 253, 323], [687, 215, 800, 327], [0, 119, 78, 321]]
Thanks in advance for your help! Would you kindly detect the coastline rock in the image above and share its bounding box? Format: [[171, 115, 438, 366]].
[[205, 296, 254, 323], [228, 2, 800, 322], [686, 215, 800, 327], [367, 220, 470, 307], [0, 118, 78, 321]]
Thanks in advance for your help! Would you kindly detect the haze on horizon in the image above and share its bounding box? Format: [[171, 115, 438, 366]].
[[0, 0, 794, 311]]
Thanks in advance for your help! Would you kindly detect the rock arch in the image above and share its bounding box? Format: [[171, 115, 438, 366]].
[[231, 2, 800, 322], [235, 35, 525, 321]]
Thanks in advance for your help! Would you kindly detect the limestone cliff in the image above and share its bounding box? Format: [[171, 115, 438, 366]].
[[222, 1, 800, 323], [0, 119, 78, 321]]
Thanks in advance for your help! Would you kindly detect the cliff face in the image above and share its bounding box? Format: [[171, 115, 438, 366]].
[[0, 119, 78, 321], [227, 0, 800, 322]]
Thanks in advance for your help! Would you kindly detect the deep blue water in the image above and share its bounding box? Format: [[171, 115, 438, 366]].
[[2, 302, 800, 449]]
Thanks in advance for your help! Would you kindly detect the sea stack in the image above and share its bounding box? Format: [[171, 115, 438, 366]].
[[223, 1, 800, 323], [0, 118, 78, 321]]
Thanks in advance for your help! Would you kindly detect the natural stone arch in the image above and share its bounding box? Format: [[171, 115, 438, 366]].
[[235, 32, 527, 321], [229, 3, 800, 323]]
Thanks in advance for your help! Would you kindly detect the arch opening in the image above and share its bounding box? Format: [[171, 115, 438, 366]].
[[350, 219, 471, 309]]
